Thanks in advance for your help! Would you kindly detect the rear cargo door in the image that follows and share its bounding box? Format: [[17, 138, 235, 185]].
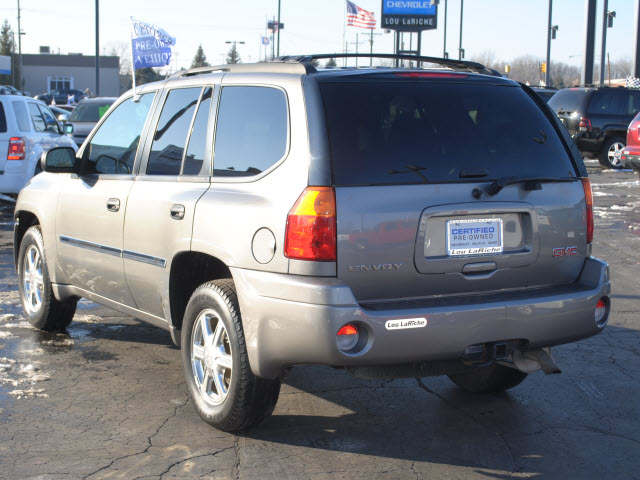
[[320, 79, 587, 303]]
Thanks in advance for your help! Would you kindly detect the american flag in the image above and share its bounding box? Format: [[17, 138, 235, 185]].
[[346, 0, 376, 29]]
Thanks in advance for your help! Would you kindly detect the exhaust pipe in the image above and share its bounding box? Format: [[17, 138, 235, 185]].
[[510, 347, 561, 374]]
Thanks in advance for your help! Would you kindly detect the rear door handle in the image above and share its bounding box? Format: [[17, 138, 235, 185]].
[[170, 204, 185, 220], [106, 198, 120, 212]]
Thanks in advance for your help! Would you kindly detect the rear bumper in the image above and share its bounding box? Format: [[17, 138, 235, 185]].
[[621, 150, 640, 170], [0, 163, 32, 194], [231, 257, 611, 379]]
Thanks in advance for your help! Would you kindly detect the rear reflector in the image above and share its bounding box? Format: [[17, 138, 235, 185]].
[[284, 187, 337, 261], [595, 298, 607, 327], [7, 137, 25, 160], [336, 323, 359, 352], [582, 178, 593, 244], [394, 72, 469, 79]]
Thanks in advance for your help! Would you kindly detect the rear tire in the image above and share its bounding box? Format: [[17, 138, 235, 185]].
[[181, 279, 280, 431], [17, 226, 77, 331], [447, 364, 528, 393], [599, 136, 625, 169]]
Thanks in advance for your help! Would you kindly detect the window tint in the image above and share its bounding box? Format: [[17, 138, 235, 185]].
[[69, 101, 114, 122], [38, 105, 61, 134], [0, 102, 6, 133], [320, 82, 577, 186], [183, 87, 212, 176], [28, 103, 46, 132], [628, 91, 640, 116], [85, 92, 155, 175], [548, 89, 590, 113], [147, 87, 201, 176], [588, 91, 626, 115], [214, 86, 288, 177], [12, 102, 30, 132]]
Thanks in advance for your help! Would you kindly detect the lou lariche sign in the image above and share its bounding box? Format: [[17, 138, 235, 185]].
[[381, 0, 438, 32]]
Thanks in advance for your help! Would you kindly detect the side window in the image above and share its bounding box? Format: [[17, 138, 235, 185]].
[[213, 86, 288, 177], [629, 91, 640, 116], [38, 105, 61, 134], [12, 102, 31, 132], [85, 92, 155, 175], [28, 103, 47, 132], [588, 92, 625, 115], [147, 87, 201, 176], [183, 87, 212, 176], [0, 102, 6, 133]]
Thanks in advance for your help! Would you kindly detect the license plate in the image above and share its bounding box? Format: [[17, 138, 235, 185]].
[[446, 218, 503, 256]]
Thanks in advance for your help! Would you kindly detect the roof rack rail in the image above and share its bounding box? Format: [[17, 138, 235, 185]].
[[276, 53, 502, 77], [569, 83, 625, 88], [170, 62, 314, 78]]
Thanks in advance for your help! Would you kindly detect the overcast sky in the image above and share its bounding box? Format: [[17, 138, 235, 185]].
[[0, 0, 635, 71]]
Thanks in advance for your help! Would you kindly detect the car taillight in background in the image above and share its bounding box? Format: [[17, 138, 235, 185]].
[[7, 137, 25, 160], [284, 186, 337, 262], [579, 117, 591, 132], [582, 178, 593, 244]]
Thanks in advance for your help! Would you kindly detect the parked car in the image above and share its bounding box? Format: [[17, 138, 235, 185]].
[[0, 94, 77, 194], [530, 87, 558, 103], [621, 111, 640, 178], [49, 105, 72, 124], [35, 89, 85, 106], [548, 86, 640, 168], [64, 97, 116, 146], [13, 56, 610, 432]]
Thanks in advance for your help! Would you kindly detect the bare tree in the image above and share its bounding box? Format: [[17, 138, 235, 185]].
[[470, 50, 500, 71], [106, 41, 131, 75]]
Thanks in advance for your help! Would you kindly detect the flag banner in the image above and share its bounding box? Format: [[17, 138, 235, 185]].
[[262, 36, 270, 46], [346, 0, 376, 29], [130, 18, 176, 70], [626, 76, 640, 89]]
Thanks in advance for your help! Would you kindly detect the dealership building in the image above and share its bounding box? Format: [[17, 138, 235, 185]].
[[20, 53, 120, 97]]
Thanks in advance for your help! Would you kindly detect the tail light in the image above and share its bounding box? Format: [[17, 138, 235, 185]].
[[7, 137, 26, 160], [579, 117, 591, 132], [582, 178, 593, 244], [284, 186, 336, 261]]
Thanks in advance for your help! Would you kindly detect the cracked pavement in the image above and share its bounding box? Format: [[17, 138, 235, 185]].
[[0, 165, 639, 479]]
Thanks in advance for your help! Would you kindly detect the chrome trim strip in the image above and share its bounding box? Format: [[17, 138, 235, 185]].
[[123, 249, 167, 269], [59, 235, 166, 268], [59, 235, 122, 258]]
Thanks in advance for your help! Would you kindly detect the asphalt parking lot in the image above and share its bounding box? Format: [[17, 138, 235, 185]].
[[0, 165, 639, 480]]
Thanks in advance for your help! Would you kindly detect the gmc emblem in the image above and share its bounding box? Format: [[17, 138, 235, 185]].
[[553, 246, 578, 257]]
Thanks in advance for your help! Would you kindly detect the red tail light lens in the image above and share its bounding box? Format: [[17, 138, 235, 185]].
[[582, 178, 593, 244], [579, 117, 591, 132], [7, 137, 26, 160], [284, 187, 336, 261]]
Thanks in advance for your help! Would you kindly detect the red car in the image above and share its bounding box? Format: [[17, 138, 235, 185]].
[[622, 111, 640, 177]]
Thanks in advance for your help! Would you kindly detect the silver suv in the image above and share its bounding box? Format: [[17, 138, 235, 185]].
[[13, 55, 611, 431]]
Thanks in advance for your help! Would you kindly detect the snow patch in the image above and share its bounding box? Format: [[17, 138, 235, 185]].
[[74, 314, 102, 324], [40, 337, 74, 346], [0, 331, 16, 339], [9, 389, 48, 399], [593, 180, 640, 188]]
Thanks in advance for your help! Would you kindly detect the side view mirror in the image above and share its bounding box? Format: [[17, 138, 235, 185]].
[[58, 113, 69, 123], [64, 123, 74, 138], [40, 147, 79, 173]]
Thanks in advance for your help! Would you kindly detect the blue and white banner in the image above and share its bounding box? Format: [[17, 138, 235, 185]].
[[130, 17, 176, 70], [0, 55, 11, 75]]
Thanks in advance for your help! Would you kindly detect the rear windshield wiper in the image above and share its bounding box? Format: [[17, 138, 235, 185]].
[[487, 176, 576, 196]]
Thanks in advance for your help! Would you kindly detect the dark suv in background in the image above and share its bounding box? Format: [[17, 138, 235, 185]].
[[548, 86, 640, 168]]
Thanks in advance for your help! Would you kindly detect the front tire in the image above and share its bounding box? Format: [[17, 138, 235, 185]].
[[599, 136, 625, 169], [447, 363, 528, 393], [18, 226, 76, 331], [181, 279, 280, 431]]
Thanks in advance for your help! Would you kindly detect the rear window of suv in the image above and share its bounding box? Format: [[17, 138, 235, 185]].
[[547, 88, 590, 113], [320, 82, 577, 186]]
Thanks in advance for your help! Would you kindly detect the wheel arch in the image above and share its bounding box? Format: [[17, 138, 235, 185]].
[[13, 210, 41, 269], [168, 251, 232, 340]]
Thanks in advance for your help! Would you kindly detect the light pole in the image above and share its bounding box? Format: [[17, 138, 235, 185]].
[[443, 0, 448, 58], [225, 41, 245, 64], [599, 0, 616, 85], [17, 0, 22, 90], [458, 0, 464, 60], [277, 0, 281, 57], [95, 0, 100, 96]]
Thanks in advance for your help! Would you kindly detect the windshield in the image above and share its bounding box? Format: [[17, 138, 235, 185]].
[[69, 101, 114, 123], [320, 82, 577, 186]]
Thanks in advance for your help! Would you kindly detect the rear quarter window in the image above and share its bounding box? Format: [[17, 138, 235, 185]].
[[320, 81, 577, 186], [12, 101, 31, 132], [548, 89, 590, 113]]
